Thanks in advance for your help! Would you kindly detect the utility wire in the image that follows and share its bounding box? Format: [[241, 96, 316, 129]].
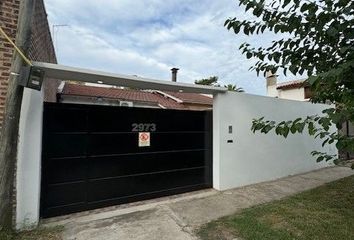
[[0, 26, 33, 66]]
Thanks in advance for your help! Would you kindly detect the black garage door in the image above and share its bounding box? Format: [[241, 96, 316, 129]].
[[41, 103, 212, 218]]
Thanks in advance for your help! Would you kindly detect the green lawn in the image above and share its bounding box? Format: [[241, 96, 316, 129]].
[[197, 175, 354, 240], [0, 226, 62, 240]]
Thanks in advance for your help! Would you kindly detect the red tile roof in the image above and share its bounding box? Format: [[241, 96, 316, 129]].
[[61, 84, 186, 109], [164, 91, 213, 105], [276, 79, 306, 90]]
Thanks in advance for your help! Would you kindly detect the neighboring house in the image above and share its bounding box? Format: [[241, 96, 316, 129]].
[[58, 82, 213, 110], [265, 72, 353, 160], [266, 72, 310, 101], [156, 90, 213, 110], [0, 0, 58, 128]]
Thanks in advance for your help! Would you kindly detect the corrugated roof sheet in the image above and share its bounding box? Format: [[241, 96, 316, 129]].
[[164, 91, 213, 105]]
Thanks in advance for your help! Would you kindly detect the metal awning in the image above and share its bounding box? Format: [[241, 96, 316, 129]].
[[33, 62, 227, 94]]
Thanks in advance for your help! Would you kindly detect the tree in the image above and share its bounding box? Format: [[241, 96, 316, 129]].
[[195, 76, 245, 92], [224, 84, 245, 92], [194, 76, 220, 86], [0, 0, 35, 229], [225, 0, 354, 167]]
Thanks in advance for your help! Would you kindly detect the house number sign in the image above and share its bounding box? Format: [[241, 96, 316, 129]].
[[131, 123, 156, 132]]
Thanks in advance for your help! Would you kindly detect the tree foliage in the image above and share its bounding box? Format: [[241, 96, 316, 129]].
[[194, 76, 220, 86], [195, 76, 245, 92], [225, 0, 354, 167], [224, 84, 245, 92]]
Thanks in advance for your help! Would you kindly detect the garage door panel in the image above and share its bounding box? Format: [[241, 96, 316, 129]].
[[87, 168, 206, 203], [44, 106, 87, 132], [44, 157, 87, 184], [43, 203, 87, 218], [88, 108, 206, 132], [45, 134, 87, 158], [87, 132, 205, 155], [44, 182, 86, 208], [87, 150, 205, 179]]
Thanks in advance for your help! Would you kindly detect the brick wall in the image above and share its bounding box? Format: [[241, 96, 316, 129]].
[[28, 0, 58, 102], [0, 0, 58, 128], [0, 0, 20, 127]]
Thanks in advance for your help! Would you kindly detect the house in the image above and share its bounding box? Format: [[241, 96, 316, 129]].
[[265, 72, 353, 160], [11, 60, 337, 230], [0, 2, 338, 231], [266, 72, 310, 101], [57, 69, 213, 111]]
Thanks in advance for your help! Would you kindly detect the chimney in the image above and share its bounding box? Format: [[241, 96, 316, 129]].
[[266, 71, 277, 87], [266, 71, 278, 97], [171, 68, 179, 82]]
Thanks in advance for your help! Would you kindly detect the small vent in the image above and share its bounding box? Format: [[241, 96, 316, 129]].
[[119, 101, 134, 107]]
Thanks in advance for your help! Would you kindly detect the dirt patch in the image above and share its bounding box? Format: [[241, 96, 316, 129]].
[[197, 219, 241, 240], [0, 226, 63, 240]]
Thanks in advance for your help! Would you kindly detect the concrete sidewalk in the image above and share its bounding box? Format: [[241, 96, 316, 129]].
[[43, 166, 354, 240]]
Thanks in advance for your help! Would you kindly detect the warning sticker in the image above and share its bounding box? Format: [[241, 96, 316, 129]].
[[138, 132, 150, 147]]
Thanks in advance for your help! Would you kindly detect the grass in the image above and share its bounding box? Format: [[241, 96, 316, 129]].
[[0, 226, 63, 240], [197, 175, 354, 240]]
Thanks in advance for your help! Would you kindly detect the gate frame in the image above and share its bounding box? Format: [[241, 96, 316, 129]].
[[15, 62, 225, 229]]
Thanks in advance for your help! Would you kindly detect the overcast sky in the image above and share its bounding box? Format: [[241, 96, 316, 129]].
[[44, 0, 298, 95]]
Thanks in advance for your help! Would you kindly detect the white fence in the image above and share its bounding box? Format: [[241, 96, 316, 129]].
[[213, 92, 337, 190]]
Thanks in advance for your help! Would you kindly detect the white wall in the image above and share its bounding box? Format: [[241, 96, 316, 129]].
[[16, 88, 43, 229], [213, 92, 336, 191]]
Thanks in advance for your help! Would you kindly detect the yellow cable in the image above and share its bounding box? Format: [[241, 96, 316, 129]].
[[0, 26, 33, 66]]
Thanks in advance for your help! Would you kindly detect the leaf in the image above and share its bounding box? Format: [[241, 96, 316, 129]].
[[283, 127, 290, 138], [275, 126, 282, 135], [316, 156, 324, 162], [300, 3, 308, 12], [297, 122, 306, 133], [245, 2, 253, 12], [283, 0, 291, 7], [289, 65, 298, 75], [283, 68, 287, 76], [308, 122, 315, 135], [308, 76, 318, 85], [261, 25, 266, 33], [244, 26, 249, 35], [273, 52, 281, 63], [290, 124, 297, 133], [233, 25, 241, 34], [327, 27, 338, 37], [322, 138, 329, 147], [224, 19, 230, 27]]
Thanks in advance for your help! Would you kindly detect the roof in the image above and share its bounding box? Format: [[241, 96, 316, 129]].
[[164, 91, 213, 105], [61, 84, 186, 109], [276, 79, 306, 90], [34, 61, 227, 94]]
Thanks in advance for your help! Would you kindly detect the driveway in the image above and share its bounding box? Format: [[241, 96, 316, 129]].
[[42, 166, 353, 240]]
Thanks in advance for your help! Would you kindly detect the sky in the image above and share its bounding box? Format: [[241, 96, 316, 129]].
[[44, 0, 298, 95]]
